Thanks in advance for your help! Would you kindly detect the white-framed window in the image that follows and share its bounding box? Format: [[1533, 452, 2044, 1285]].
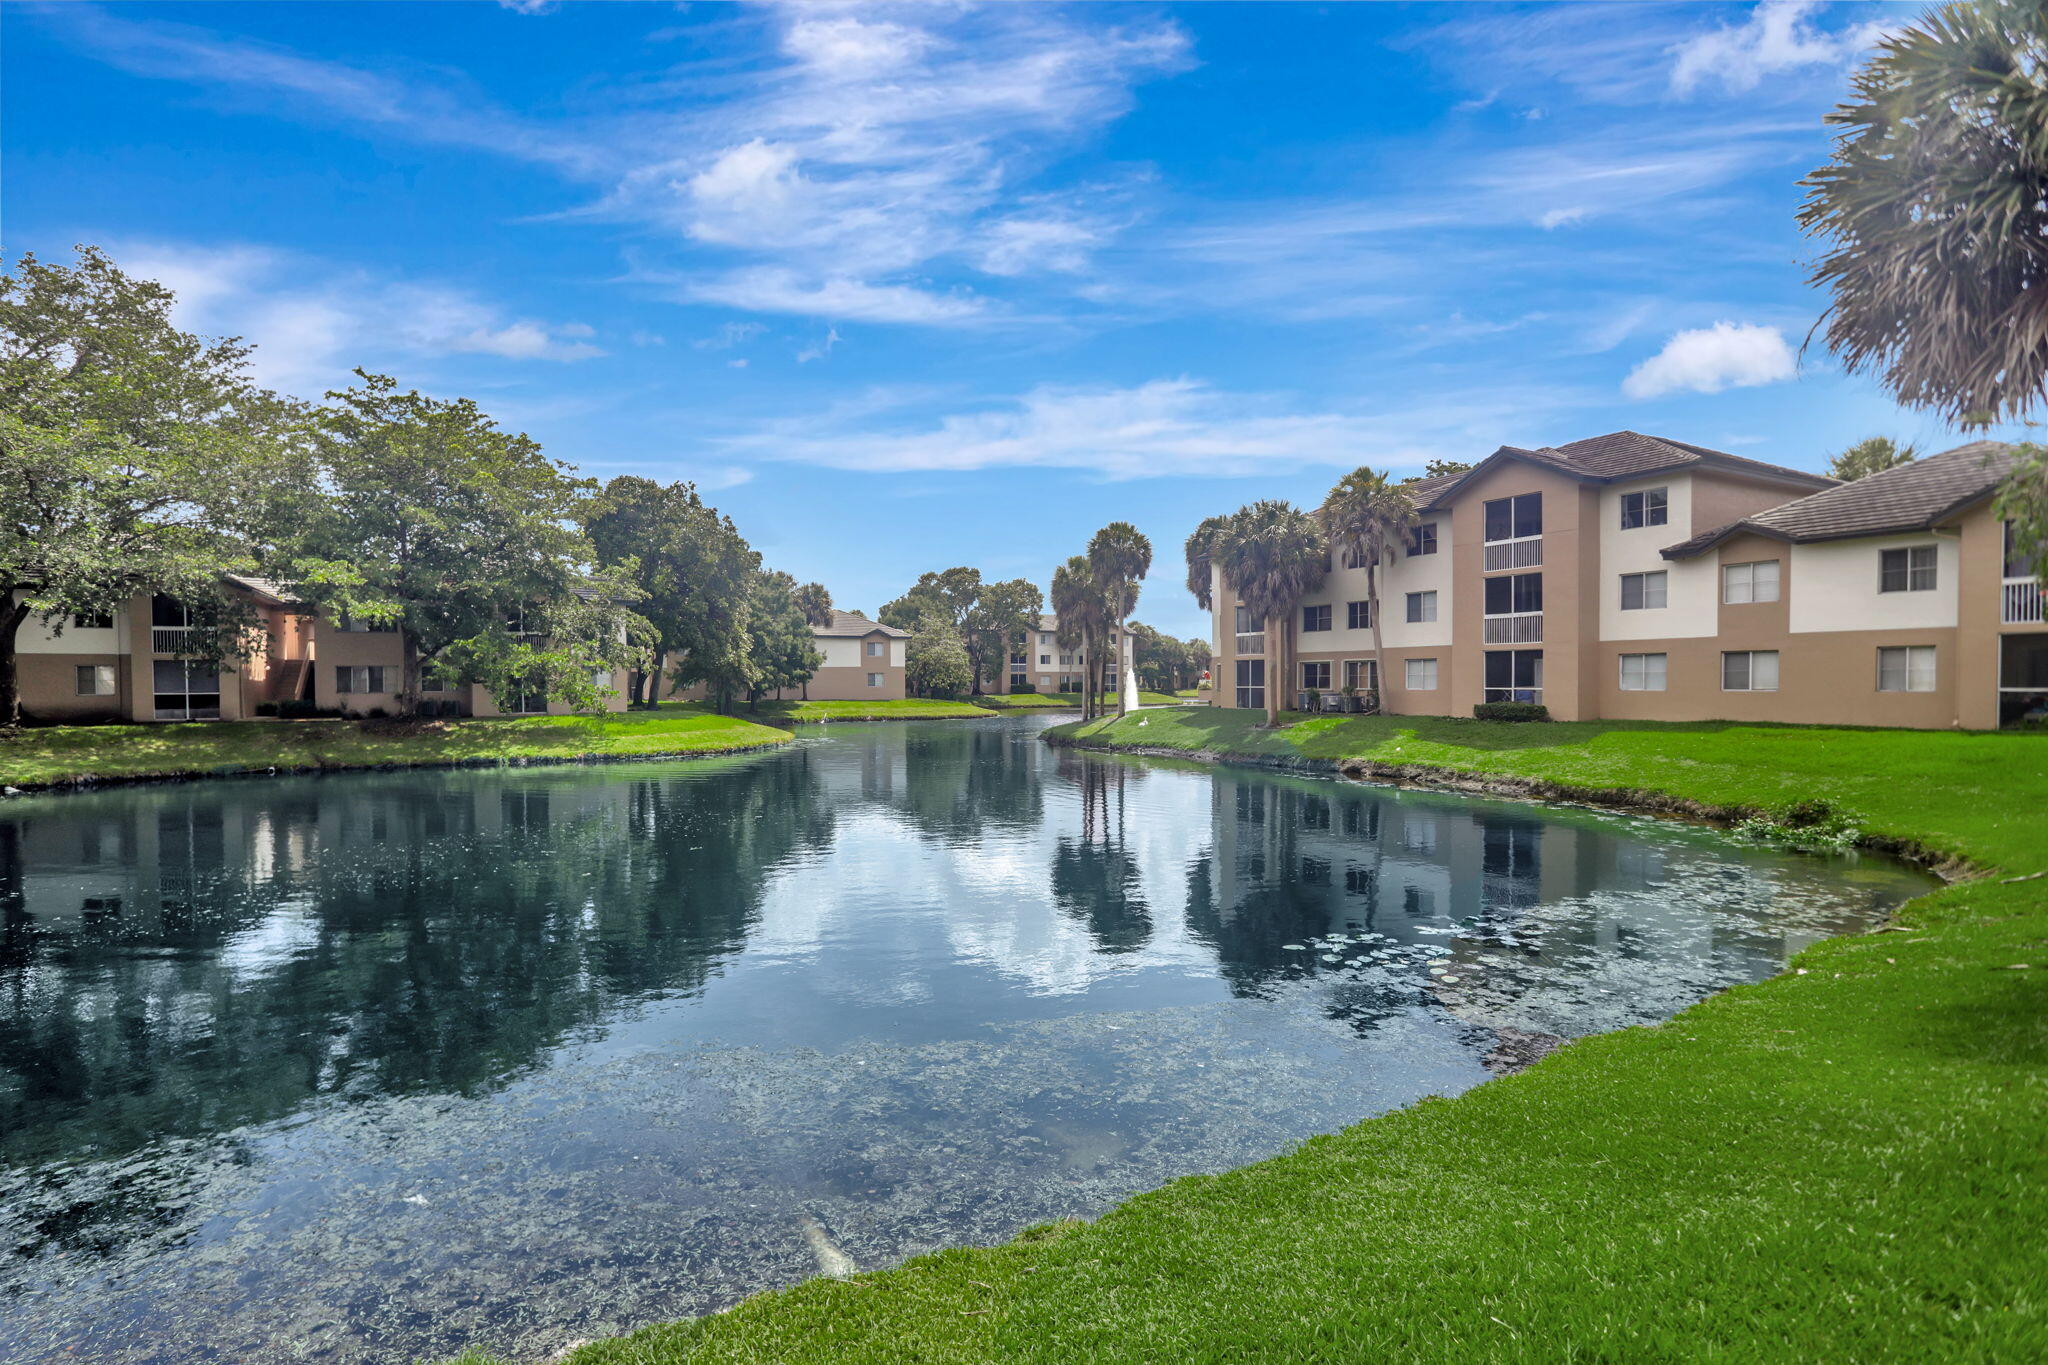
[[866, 640, 884, 656], [1343, 659, 1377, 691], [335, 665, 387, 694], [1620, 487, 1668, 529], [1721, 650, 1779, 692], [73, 611, 116, 630], [1722, 560, 1780, 604], [1301, 661, 1332, 690], [1877, 645, 1936, 693], [1039, 633, 1052, 645], [591, 667, 612, 689], [1618, 652, 1667, 691], [75, 664, 116, 696], [1619, 571, 1668, 611], [1879, 545, 1937, 593], [1406, 590, 1437, 623], [1405, 657, 1438, 691], [1346, 600, 1371, 630], [866, 672, 884, 688], [1038, 674, 1051, 686], [1302, 604, 1332, 632], [1234, 658, 1265, 710], [1040, 654, 1051, 664], [1407, 522, 1438, 556]]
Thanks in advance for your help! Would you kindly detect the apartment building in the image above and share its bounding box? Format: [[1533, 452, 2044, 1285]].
[[1009, 615, 1122, 693], [7, 575, 312, 723], [312, 599, 632, 717], [1210, 433, 2047, 730], [767, 611, 908, 701]]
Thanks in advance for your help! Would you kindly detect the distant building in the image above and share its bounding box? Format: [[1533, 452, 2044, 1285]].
[[1010, 615, 1122, 693]]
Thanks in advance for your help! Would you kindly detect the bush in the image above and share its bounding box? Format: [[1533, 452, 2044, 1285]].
[[275, 699, 339, 720], [255, 702, 278, 717], [1010, 683, 1038, 695], [1473, 701, 1550, 722]]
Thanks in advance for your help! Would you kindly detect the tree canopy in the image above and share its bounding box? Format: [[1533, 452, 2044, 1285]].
[[1828, 436, 1919, 483]]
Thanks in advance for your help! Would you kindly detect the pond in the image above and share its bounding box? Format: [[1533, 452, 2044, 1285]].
[[0, 715, 1932, 1364]]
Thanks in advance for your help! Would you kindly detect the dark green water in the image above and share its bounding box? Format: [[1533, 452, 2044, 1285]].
[[0, 715, 1931, 1363]]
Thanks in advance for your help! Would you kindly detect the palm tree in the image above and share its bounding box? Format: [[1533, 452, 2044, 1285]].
[[793, 582, 833, 628], [1184, 514, 1228, 611], [1088, 521, 1153, 718], [1209, 500, 1326, 727], [1051, 556, 1105, 719], [1318, 468, 1416, 715]]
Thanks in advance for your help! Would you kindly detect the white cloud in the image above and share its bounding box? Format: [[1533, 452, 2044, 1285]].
[[1669, 2, 1890, 96], [112, 241, 602, 393], [1535, 205, 1588, 230], [497, 1, 558, 14], [717, 376, 1575, 480], [975, 216, 1100, 276], [796, 327, 842, 364], [686, 268, 987, 326], [1622, 321, 1796, 399], [692, 320, 767, 351]]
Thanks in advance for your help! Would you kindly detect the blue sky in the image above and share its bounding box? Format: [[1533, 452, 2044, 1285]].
[[5, 0, 1990, 639]]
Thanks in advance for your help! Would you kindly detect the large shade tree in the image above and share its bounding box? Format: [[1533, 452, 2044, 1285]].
[[1088, 521, 1153, 718], [286, 371, 634, 716], [962, 577, 1043, 695], [0, 247, 303, 724], [1799, 0, 2048, 568], [1318, 467, 1416, 713], [1209, 500, 1326, 727], [742, 570, 823, 706], [793, 582, 834, 628], [1051, 555, 1111, 720]]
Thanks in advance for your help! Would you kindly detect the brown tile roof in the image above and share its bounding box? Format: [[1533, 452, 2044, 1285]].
[[816, 609, 908, 639], [1412, 430, 1835, 509], [1662, 441, 2018, 559], [223, 574, 301, 606]]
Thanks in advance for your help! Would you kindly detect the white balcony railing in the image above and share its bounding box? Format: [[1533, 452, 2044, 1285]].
[[1233, 632, 1265, 656], [1483, 612, 1543, 644], [1483, 536, 1542, 572], [151, 626, 195, 654], [2005, 578, 2045, 625]]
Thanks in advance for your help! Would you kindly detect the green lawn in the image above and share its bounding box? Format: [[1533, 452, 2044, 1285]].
[[653, 698, 997, 722], [0, 710, 790, 789], [974, 691, 1189, 710], [504, 708, 2046, 1364]]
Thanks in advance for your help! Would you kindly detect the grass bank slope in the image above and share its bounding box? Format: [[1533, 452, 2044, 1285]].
[[0, 710, 789, 789], [504, 709, 2045, 1364]]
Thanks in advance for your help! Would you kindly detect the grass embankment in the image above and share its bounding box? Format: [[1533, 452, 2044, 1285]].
[[653, 698, 997, 722], [521, 709, 2046, 1363], [974, 691, 1187, 710], [0, 710, 790, 790]]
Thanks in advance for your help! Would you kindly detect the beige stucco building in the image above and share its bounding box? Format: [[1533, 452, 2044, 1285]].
[[768, 611, 908, 701], [1009, 615, 1122, 694], [1208, 434, 2048, 730]]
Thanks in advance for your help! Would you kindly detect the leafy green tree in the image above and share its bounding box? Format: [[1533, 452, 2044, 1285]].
[[584, 477, 756, 706], [1318, 468, 1416, 712], [903, 605, 974, 699], [743, 569, 823, 704], [1211, 500, 1326, 726], [962, 577, 1043, 694], [1828, 436, 1919, 483], [1089, 522, 1153, 717], [285, 371, 632, 716], [793, 581, 834, 628], [1183, 636, 1213, 691], [1419, 458, 1473, 479], [1798, 2, 2048, 568], [0, 247, 303, 724]]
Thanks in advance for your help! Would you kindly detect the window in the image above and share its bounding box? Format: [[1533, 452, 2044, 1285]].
[[1405, 657, 1438, 691], [1338, 543, 1372, 570], [1343, 659, 1377, 692], [153, 659, 220, 720], [1484, 649, 1543, 703], [1619, 571, 1668, 611], [1722, 650, 1779, 692], [1040, 654, 1051, 664], [1301, 661, 1332, 690], [1618, 653, 1667, 691], [1879, 545, 1938, 593], [1877, 646, 1936, 693], [591, 668, 613, 690], [1406, 590, 1437, 623], [1482, 492, 1543, 542], [1302, 604, 1332, 632], [867, 672, 885, 688], [72, 611, 115, 630], [335, 665, 387, 695], [1722, 560, 1780, 604], [75, 664, 116, 696], [1039, 675, 1051, 687], [336, 609, 396, 633], [1346, 600, 1371, 630], [1040, 633, 1052, 645], [866, 640, 884, 656], [420, 662, 458, 693], [1485, 573, 1543, 614], [2007, 520, 2041, 580], [1234, 658, 1265, 710], [1407, 521, 1438, 556], [1620, 487, 1668, 529]]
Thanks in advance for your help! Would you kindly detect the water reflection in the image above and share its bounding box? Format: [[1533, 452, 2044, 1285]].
[[0, 717, 1930, 1365]]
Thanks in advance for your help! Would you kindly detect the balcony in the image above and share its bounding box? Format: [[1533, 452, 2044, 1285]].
[[2005, 578, 2044, 625], [151, 626, 195, 654], [1483, 535, 1542, 572], [1483, 612, 1543, 644], [1233, 632, 1265, 656]]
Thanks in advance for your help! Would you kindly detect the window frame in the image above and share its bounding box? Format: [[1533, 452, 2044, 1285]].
[[1345, 600, 1371, 631], [1405, 589, 1438, 624], [1301, 603, 1332, 633], [1618, 652, 1668, 692], [1405, 657, 1438, 691], [1406, 521, 1438, 556], [75, 663, 117, 696], [1878, 544, 1938, 594], [1721, 650, 1780, 693], [1300, 660, 1332, 691], [1722, 559, 1780, 605], [1619, 570, 1668, 611], [1876, 645, 1937, 693], [1619, 487, 1669, 530]]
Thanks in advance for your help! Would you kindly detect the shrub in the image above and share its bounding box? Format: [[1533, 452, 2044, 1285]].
[[255, 702, 278, 717], [1473, 701, 1550, 722], [1009, 683, 1038, 695]]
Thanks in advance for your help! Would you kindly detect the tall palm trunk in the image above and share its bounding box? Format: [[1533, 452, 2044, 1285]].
[[1113, 619, 1128, 717], [1262, 612, 1282, 726], [1367, 560, 1388, 716]]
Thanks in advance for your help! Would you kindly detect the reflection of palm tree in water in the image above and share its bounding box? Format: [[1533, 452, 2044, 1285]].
[[1051, 755, 1151, 954]]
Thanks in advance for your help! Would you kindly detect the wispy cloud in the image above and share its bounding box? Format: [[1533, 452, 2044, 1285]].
[[716, 376, 1583, 480], [112, 241, 603, 393], [1669, 2, 1894, 97], [1622, 321, 1797, 398]]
